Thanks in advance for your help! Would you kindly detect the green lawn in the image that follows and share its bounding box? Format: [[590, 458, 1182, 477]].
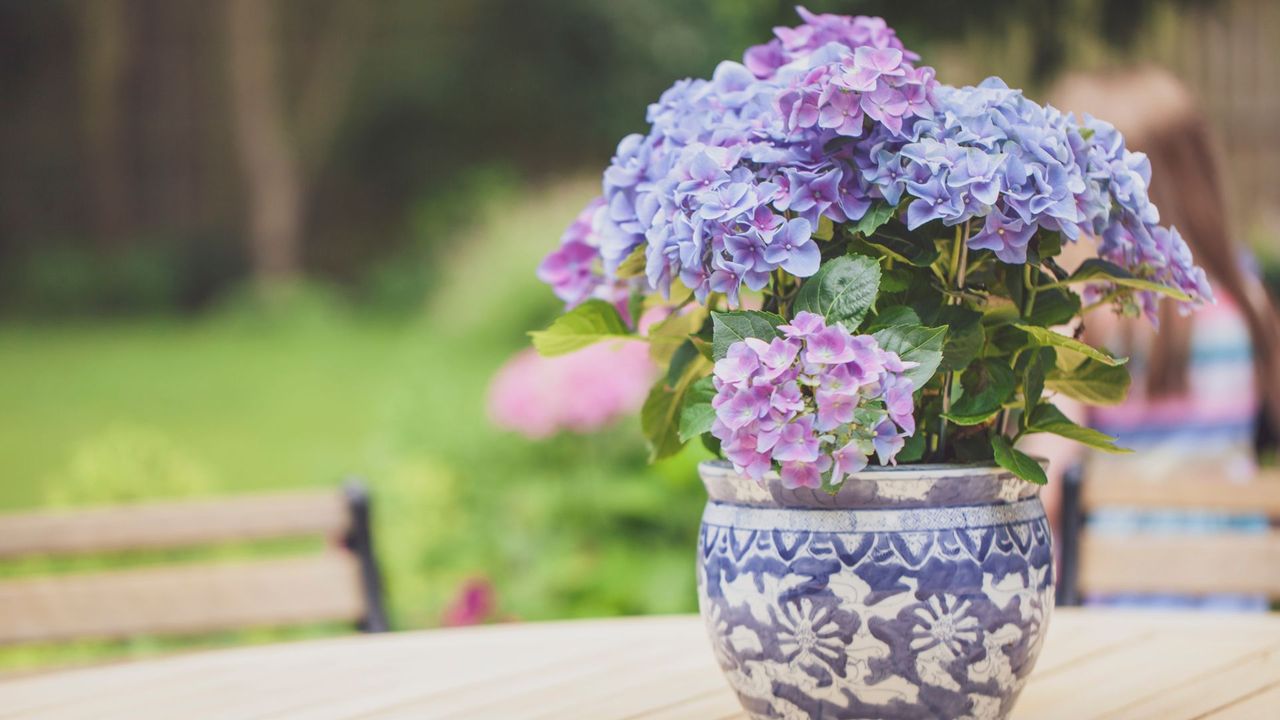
[[0, 180, 709, 669]]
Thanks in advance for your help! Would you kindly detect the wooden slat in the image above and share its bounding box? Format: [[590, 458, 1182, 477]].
[[0, 490, 350, 559], [3, 611, 1280, 719], [0, 551, 364, 644], [1082, 471, 1280, 514], [1205, 681, 1280, 719], [1079, 531, 1280, 596], [1013, 619, 1280, 720], [1103, 644, 1280, 719]]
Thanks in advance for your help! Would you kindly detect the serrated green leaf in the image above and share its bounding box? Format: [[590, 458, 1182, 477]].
[[866, 218, 940, 267], [991, 435, 1047, 485], [615, 245, 648, 279], [1026, 404, 1132, 453], [1014, 324, 1127, 366], [853, 202, 897, 237], [1049, 258, 1192, 301], [678, 376, 718, 442], [529, 299, 631, 356], [641, 355, 712, 461], [872, 324, 947, 390], [710, 310, 783, 361], [793, 254, 881, 330], [1045, 358, 1131, 405]]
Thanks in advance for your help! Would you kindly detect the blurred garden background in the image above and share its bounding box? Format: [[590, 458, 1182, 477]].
[[2, 0, 1278, 669]]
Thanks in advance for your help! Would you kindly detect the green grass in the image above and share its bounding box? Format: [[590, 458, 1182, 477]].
[[0, 179, 710, 670]]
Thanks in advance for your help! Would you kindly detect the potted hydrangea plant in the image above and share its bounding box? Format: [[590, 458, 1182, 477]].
[[531, 8, 1208, 719]]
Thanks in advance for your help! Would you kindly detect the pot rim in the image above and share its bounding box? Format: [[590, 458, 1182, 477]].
[[698, 458, 1045, 482], [698, 459, 1045, 509]]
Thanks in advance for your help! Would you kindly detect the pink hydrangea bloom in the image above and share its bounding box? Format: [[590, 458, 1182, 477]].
[[487, 340, 657, 439], [710, 312, 918, 489]]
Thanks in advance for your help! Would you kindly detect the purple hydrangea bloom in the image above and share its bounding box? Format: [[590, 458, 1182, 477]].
[[711, 313, 918, 487], [563, 8, 935, 306], [541, 10, 1210, 320]]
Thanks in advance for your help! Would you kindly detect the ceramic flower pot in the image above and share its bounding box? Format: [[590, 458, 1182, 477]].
[[697, 460, 1053, 720]]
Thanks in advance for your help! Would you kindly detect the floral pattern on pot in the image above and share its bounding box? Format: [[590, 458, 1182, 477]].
[[697, 462, 1053, 720]]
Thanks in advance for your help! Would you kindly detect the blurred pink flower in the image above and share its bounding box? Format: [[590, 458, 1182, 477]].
[[441, 578, 496, 627], [487, 339, 657, 439]]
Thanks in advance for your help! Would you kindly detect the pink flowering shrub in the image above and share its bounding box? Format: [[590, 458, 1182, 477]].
[[487, 340, 656, 439], [710, 312, 916, 489]]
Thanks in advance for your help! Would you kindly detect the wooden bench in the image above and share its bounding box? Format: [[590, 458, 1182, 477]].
[[1057, 467, 1280, 604], [0, 482, 388, 645]]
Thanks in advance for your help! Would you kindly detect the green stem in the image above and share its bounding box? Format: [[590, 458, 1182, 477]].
[[1023, 264, 1039, 318], [937, 221, 971, 461]]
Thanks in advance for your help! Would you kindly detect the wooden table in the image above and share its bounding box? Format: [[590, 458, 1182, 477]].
[[3, 609, 1279, 719]]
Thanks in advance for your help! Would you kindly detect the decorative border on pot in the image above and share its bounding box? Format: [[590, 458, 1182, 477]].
[[702, 497, 1045, 533]]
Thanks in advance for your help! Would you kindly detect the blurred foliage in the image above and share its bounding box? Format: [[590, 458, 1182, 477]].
[[0, 180, 706, 670], [0, 0, 1214, 317]]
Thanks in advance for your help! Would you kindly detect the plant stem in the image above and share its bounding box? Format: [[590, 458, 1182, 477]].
[[1024, 264, 1039, 317], [937, 221, 970, 461]]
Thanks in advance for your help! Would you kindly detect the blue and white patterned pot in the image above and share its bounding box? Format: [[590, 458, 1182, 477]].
[[697, 460, 1053, 720]]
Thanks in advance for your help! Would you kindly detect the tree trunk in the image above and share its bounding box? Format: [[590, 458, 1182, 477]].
[[225, 0, 302, 286]]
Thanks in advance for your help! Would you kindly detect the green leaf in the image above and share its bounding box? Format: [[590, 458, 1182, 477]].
[[879, 267, 912, 293], [1025, 286, 1082, 327], [678, 376, 718, 442], [665, 340, 700, 386], [897, 430, 927, 463], [872, 324, 947, 390], [649, 308, 708, 366], [530, 299, 631, 356], [1050, 258, 1192, 301], [710, 310, 783, 361], [1014, 324, 1127, 366], [866, 218, 940, 267], [1023, 347, 1054, 420], [1026, 404, 1133, 454], [945, 360, 1015, 426], [615, 245, 648, 279], [938, 306, 984, 373], [1045, 357, 1131, 405], [1032, 231, 1063, 262], [865, 305, 920, 332], [991, 434, 1047, 485], [793, 254, 881, 330], [853, 202, 897, 237], [641, 355, 712, 461]]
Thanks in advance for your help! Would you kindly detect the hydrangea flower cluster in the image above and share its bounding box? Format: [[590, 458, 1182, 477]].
[[541, 8, 1211, 317], [709, 312, 916, 489], [591, 9, 938, 306], [1078, 116, 1214, 315], [880, 77, 1209, 311], [894, 79, 1088, 259]]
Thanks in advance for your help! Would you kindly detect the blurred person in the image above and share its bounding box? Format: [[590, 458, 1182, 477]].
[[1038, 66, 1280, 609]]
